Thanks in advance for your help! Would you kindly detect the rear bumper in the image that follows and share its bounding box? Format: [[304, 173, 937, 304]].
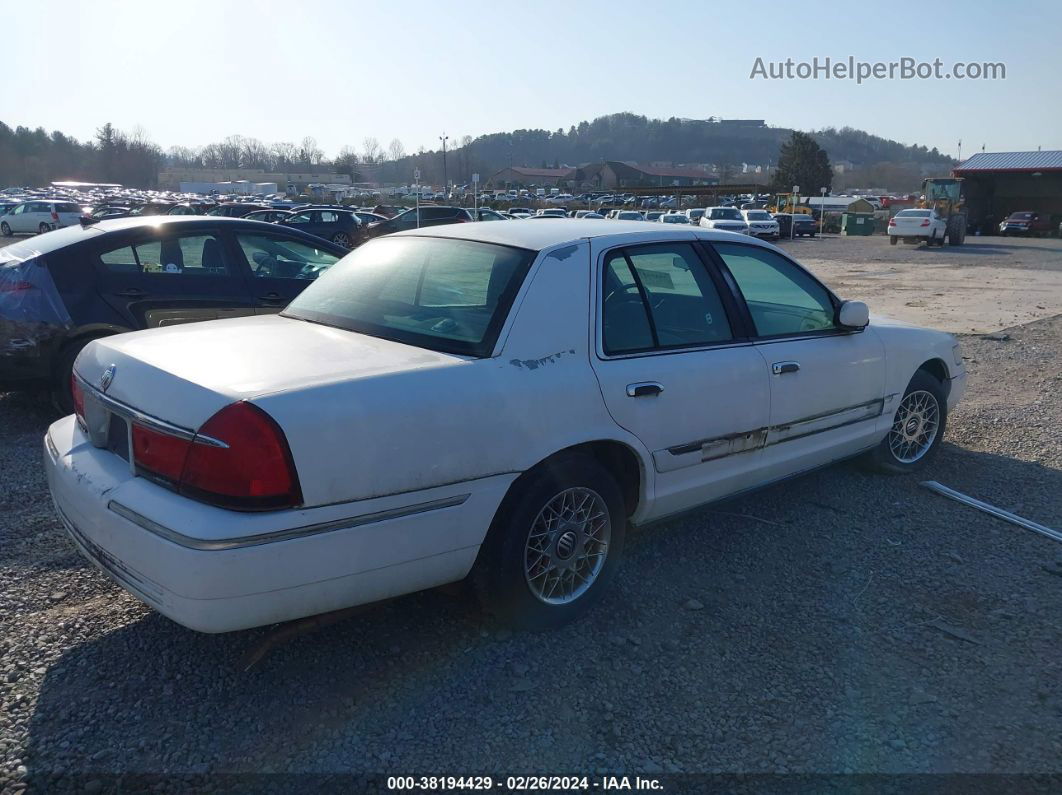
[[45, 415, 514, 632]]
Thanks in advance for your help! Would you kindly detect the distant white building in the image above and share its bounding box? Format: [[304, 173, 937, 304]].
[[179, 180, 278, 195]]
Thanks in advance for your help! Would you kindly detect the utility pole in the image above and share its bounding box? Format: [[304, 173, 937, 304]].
[[439, 134, 449, 194]]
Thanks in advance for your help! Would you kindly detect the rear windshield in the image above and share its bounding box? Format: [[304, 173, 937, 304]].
[[896, 209, 931, 217], [282, 236, 535, 357]]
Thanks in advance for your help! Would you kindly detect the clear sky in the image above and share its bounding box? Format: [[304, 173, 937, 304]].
[[5, 0, 1059, 159]]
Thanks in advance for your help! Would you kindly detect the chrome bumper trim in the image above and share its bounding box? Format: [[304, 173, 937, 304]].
[[107, 494, 471, 551]]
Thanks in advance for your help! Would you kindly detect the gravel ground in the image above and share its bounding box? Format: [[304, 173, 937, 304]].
[[1, 283, 1061, 791], [776, 234, 1062, 334]]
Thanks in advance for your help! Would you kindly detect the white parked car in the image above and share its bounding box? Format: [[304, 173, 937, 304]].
[[699, 206, 749, 234], [659, 213, 690, 224], [888, 208, 947, 246], [47, 220, 966, 633], [1, 200, 83, 236], [741, 209, 780, 239], [614, 210, 644, 221]]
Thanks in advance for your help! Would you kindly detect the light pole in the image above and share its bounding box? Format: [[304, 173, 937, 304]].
[[439, 134, 449, 195], [818, 187, 828, 237]]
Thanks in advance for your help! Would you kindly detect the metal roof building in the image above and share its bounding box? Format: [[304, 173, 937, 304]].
[[954, 151, 1062, 174], [951, 151, 1062, 233]]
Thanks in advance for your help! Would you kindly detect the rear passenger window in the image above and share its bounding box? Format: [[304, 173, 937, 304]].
[[99, 246, 139, 273], [98, 235, 231, 276], [602, 243, 732, 355]]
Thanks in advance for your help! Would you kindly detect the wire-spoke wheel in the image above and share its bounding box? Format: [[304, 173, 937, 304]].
[[473, 453, 626, 630], [524, 487, 611, 605], [863, 369, 948, 473], [888, 389, 940, 464]]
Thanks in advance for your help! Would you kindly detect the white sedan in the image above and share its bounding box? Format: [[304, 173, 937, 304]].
[[46, 221, 966, 633], [888, 208, 948, 246]]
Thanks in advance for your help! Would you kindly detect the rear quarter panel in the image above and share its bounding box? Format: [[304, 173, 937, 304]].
[[256, 240, 652, 508]]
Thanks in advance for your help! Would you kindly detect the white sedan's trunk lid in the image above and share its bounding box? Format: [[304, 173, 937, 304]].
[[76, 315, 466, 431]]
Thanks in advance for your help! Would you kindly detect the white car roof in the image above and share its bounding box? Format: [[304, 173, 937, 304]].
[[391, 218, 774, 252]]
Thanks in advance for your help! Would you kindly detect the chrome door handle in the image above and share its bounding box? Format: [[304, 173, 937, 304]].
[[626, 382, 664, 397], [771, 361, 800, 375]]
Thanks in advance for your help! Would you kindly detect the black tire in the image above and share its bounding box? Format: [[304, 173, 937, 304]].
[[38, 223, 51, 235], [889, 236, 898, 245], [0, 222, 11, 237], [863, 369, 948, 474], [473, 453, 627, 630], [331, 231, 353, 248], [51, 337, 100, 415]]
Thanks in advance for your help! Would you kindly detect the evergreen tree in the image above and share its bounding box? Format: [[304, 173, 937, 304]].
[[771, 131, 833, 193]]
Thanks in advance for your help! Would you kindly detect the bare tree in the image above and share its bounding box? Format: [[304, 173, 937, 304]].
[[269, 141, 298, 170], [387, 138, 406, 161], [362, 137, 381, 164], [240, 137, 270, 169], [217, 135, 246, 168], [298, 136, 323, 165]]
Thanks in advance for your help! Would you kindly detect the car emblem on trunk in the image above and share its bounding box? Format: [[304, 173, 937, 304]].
[[100, 365, 116, 393]]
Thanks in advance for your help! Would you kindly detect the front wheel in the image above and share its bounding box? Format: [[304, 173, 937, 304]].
[[863, 370, 947, 473], [473, 454, 626, 630]]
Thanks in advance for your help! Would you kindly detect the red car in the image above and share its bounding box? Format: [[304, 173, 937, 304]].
[[999, 211, 1053, 236]]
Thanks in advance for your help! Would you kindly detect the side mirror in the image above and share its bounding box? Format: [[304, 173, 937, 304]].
[[838, 300, 870, 329]]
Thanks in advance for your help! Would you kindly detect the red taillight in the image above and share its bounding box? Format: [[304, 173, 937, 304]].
[[180, 402, 301, 510], [132, 423, 191, 484], [920, 219, 930, 227], [51, 211, 59, 222], [888, 219, 896, 227], [71, 374, 85, 425], [132, 402, 301, 510]]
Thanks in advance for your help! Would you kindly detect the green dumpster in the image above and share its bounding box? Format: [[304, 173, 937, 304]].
[[841, 212, 875, 235]]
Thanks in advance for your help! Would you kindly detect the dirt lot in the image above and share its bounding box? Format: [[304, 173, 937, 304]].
[[776, 234, 1062, 334], [0, 233, 1061, 790]]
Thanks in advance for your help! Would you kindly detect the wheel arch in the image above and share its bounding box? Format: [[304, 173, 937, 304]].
[[492, 438, 647, 530], [915, 357, 951, 398]]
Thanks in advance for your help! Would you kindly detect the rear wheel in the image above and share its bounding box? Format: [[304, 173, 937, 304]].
[[0, 222, 10, 237], [889, 236, 898, 245], [863, 370, 947, 473], [331, 231, 353, 248], [473, 454, 626, 630], [38, 223, 51, 235]]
